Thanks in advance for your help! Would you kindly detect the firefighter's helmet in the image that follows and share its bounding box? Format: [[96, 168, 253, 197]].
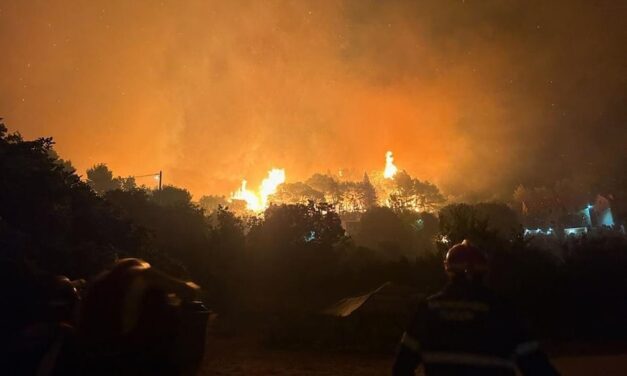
[[444, 239, 488, 274]]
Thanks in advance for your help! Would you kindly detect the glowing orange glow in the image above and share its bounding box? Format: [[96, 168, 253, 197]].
[[232, 168, 286, 212], [383, 151, 398, 179], [1, 2, 621, 200]]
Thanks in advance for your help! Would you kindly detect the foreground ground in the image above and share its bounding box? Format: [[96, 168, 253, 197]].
[[200, 335, 627, 376]]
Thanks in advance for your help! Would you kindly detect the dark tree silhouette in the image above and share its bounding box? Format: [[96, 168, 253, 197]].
[[86, 163, 121, 194], [354, 207, 411, 258], [119, 176, 137, 191], [152, 185, 194, 207], [438, 203, 495, 247], [104, 187, 205, 279], [355, 208, 439, 259], [0, 121, 146, 278], [474, 202, 522, 240], [47, 149, 75, 173], [206, 207, 247, 312], [245, 202, 347, 311], [400, 210, 440, 254]]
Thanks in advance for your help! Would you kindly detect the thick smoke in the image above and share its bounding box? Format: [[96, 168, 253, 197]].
[[1, 0, 625, 199]]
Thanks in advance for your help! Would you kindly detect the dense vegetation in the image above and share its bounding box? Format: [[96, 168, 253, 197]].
[[1, 122, 625, 344]]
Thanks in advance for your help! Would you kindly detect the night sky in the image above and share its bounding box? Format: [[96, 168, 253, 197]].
[[1, 1, 625, 199]]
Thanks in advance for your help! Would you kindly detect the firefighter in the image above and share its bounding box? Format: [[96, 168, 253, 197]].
[[78, 258, 209, 375], [393, 240, 559, 376]]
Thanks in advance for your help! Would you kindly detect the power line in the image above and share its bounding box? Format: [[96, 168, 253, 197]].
[[130, 171, 162, 190], [133, 173, 160, 178]]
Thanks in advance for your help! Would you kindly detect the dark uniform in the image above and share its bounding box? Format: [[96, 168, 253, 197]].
[[393, 279, 559, 376]]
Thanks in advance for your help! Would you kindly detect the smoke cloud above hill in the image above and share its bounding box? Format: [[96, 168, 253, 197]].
[[1, 1, 625, 199]]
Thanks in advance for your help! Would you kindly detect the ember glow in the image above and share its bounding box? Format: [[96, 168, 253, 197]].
[[232, 168, 286, 212], [383, 151, 398, 179]]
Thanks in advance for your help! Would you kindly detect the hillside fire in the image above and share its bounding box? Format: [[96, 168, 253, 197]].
[[228, 151, 445, 215], [232, 168, 286, 212]]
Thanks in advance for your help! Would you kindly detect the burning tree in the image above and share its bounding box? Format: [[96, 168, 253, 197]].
[[231, 168, 286, 212], [225, 151, 445, 215], [271, 182, 325, 205], [337, 181, 367, 213], [386, 171, 446, 213], [361, 173, 378, 210], [306, 173, 341, 204]]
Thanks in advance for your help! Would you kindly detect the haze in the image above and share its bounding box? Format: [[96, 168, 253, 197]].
[[1, 0, 625, 199]]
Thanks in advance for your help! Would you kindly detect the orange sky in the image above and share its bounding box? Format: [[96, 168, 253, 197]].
[[1, 1, 625, 199]]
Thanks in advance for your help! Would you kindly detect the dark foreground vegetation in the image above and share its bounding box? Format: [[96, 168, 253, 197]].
[[1, 123, 626, 372]]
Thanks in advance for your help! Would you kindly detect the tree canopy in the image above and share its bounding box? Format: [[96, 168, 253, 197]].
[[0, 122, 146, 277]]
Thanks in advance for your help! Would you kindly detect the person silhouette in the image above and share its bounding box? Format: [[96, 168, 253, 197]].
[[393, 240, 559, 376], [78, 258, 207, 375]]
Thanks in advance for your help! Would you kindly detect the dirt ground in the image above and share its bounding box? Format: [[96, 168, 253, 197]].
[[199, 335, 627, 376]]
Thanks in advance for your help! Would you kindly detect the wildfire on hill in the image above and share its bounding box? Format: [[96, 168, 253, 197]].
[[231, 168, 286, 212], [228, 151, 446, 214]]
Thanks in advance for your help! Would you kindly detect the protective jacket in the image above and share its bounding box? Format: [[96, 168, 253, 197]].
[[393, 280, 559, 376]]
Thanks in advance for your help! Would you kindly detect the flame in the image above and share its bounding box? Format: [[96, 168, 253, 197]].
[[383, 151, 398, 179], [232, 168, 286, 212], [232, 179, 260, 211]]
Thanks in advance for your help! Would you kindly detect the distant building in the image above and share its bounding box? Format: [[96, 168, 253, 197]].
[[524, 228, 556, 237], [597, 207, 615, 227], [563, 227, 588, 237], [525, 197, 617, 239]]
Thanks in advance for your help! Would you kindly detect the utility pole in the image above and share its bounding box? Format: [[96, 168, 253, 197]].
[[129, 171, 163, 190]]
